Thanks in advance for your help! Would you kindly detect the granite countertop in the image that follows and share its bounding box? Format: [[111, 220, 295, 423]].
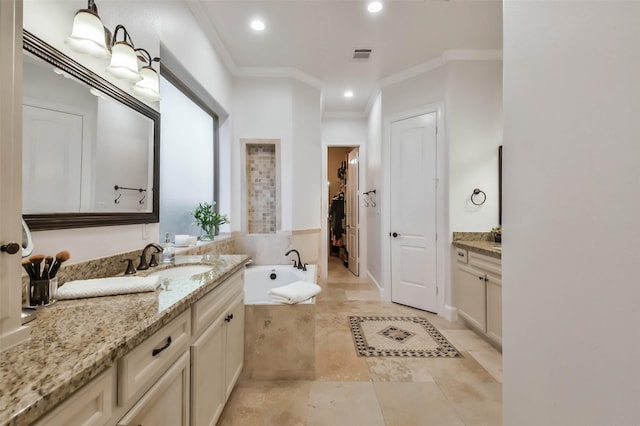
[[0, 254, 249, 426], [452, 240, 502, 259]]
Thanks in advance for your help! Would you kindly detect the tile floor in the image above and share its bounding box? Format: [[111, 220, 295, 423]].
[[218, 256, 503, 425]]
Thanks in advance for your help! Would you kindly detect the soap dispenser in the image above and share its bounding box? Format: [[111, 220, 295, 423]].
[[160, 232, 175, 264]]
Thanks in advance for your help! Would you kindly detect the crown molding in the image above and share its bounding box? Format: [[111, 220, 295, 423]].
[[379, 49, 502, 88], [234, 66, 325, 90], [322, 111, 367, 119], [185, 0, 238, 74]]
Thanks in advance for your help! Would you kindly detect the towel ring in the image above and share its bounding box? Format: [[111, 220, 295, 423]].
[[470, 188, 486, 206]]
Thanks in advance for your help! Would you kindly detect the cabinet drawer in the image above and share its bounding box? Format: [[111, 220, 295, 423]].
[[118, 309, 191, 406], [34, 366, 115, 426], [469, 252, 501, 276], [117, 351, 190, 426], [455, 248, 468, 264], [192, 269, 243, 336]]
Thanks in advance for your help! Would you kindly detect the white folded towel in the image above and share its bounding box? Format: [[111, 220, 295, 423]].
[[57, 276, 161, 300], [268, 280, 321, 304]]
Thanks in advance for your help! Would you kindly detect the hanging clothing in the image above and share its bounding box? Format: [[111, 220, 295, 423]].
[[330, 195, 344, 239]]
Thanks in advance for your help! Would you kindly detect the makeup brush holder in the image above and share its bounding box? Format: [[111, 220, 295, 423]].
[[28, 277, 57, 307]]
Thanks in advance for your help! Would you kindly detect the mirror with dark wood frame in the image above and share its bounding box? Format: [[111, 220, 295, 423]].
[[22, 30, 160, 231]]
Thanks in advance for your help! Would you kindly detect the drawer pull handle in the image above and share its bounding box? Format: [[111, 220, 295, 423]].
[[458, 252, 464, 257], [225, 313, 234, 322], [152, 336, 172, 357]]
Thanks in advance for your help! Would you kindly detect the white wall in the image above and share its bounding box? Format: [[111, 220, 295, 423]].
[[322, 117, 367, 144], [292, 80, 322, 230], [23, 1, 233, 262], [232, 77, 322, 234], [232, 77, 293, 231], [503, 2, 640, 424], [366, 94, 382, 286], [446, 60, 502, 232], [321, 117, 368, 278]]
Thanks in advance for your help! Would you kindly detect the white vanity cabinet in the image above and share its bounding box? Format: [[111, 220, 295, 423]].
[[117, 352, 190, 426], [455, 248, 502, 348], [190, 270, 244, 426], [116, 309, 192, 426], [28, 268, 245, 426], [34, 367, 116, 426]]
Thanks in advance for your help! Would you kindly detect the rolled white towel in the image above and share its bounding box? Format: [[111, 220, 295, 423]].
[[268, 280, 321, 304], [57, 276, 161, 300]]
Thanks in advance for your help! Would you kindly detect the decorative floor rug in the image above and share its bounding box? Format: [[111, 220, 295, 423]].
[[349, 316, 462, 358]]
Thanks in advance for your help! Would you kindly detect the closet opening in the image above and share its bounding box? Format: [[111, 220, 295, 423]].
[[327, 146, 359, 276]]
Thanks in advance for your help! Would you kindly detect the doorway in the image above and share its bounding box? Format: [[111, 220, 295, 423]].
[[327, 146, 359, 276], [389, 112, 438, 313]]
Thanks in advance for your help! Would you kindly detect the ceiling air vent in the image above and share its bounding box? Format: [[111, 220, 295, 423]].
[[351, 48, 372, 62]]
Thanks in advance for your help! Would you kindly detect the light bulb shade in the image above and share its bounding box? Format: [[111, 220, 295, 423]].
[[64, 9, 110, 58], [132, 66, 161, 101], [106, 42, 142, 82]]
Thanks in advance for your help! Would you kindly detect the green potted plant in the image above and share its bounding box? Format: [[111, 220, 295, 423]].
[[192, 201, 229, 241], [491, 225, 502, 243]]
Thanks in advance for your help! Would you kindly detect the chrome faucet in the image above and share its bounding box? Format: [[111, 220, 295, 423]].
[[137, 243, 163, 270], [285, 249, 306, 271]]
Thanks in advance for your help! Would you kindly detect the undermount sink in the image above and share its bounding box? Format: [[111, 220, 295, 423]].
[[147, 264, 213, 280]]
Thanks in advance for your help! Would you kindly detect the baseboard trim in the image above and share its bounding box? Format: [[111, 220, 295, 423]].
[[442, 304, 458, 322]]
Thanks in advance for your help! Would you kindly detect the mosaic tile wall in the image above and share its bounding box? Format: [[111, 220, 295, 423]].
[[246, 144, 277, 234]]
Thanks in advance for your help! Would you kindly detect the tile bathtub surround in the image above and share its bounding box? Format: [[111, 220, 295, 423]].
[[246, 143, 277, 234], [243, 303, 316, 380], [2, 254, 249, 426]]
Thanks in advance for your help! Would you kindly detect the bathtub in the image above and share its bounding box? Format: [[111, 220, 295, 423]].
[[244, 264, 317, 305], [243, 263, 318, 380]]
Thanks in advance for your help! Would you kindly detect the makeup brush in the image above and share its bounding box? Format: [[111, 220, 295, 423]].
[[45, 255, 53, 272], [49, 250, 70, 278], [42, 263, 50, 280], [28, 254, 46, 280], [21, 259, 37, 280]]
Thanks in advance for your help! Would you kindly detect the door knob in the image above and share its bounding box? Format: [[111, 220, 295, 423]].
[[1, 242, 20, 255], [392, 232, 399, 238]]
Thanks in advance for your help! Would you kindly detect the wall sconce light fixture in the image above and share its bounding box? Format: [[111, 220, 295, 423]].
[[65, 0, 161, 102], [106, 25, 142, 82], [132, 49, 161, 101], [64, 0, 111, 58]]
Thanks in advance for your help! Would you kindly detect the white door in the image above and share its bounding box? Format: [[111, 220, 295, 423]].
[[346, 148, 359, 276], [23, 105, 83, 213], [390, 113, 438, 312], [0, 0, 29, 351]]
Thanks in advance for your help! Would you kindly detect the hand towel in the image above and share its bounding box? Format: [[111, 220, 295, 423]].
[[268, 280, 321, 304], [57, 276, 161, 300]]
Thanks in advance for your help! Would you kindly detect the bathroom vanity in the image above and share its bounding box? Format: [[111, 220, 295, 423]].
[[452, 240, 502, 349], [0, 254, 248, 426]]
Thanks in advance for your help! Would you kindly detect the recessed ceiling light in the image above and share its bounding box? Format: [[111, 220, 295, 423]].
[[251, 19, 266, 31], [344, 90, 354, 98], [367, 1, 383, 13]]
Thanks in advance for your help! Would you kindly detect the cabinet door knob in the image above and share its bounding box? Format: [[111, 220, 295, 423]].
[[478, 276, 484, 281], [1, 242, 20, 255], [151, 336, 172, 357]]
